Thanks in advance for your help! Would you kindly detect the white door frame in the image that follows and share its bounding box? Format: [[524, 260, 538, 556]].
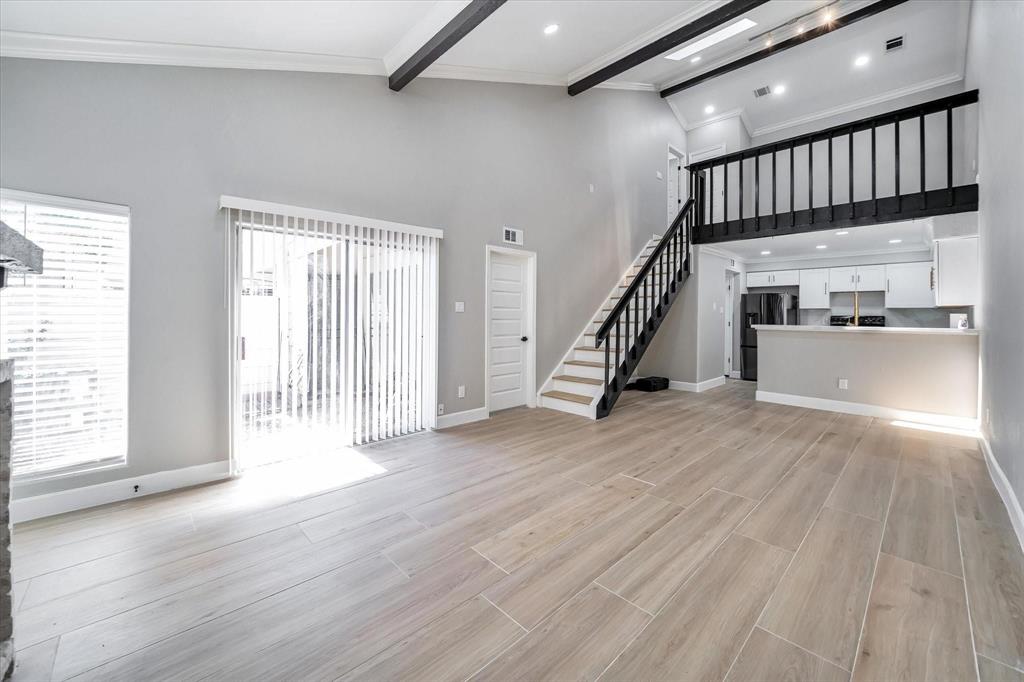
[[668, 144, 686, 228], [724, 268, 739, 376], [484, 245, 537, 415]]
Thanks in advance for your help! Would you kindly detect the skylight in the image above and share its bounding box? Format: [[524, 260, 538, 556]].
[[664, 18, 758, 61]]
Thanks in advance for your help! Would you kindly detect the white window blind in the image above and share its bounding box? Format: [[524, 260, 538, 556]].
[[0, 190, 130, 478], [222, 196, 440, 467]]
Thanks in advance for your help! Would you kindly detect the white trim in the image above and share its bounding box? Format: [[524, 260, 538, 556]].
[[739, 246, 932, 266], [383, 1, 472, 75], [679, 107, 753, 135], [755, 390, 980, 431], [979, 437, 1024, 553], [435, 406, 489, 430], [699, 244, 743, 264], [567, 1, 718, 85], [0, 187, 130, 217], [687, 143, 728, 163], [751, 73, 964, 138], [729, 370, 743, 379], [218, 195, 443, 239], [669, 376, 727, 393], [484, 245, 537, 413], [0, 30, 384, 76], [11, 460, 230, 523]]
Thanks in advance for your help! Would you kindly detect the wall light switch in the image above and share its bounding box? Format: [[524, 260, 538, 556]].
[[454, 301, 465, 313], [589, 184, 595, 193], [838, 378, 849, 390], [458, 385, 466, 398], [656, 171, 664, 180]]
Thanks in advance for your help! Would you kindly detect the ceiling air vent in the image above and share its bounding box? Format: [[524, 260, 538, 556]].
[[886, 36, 904, 52], [753, 85, 772, 98], [502, 226, 523, 246]]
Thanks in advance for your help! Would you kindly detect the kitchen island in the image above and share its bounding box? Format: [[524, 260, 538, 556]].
[[752, 325, 979, 428]]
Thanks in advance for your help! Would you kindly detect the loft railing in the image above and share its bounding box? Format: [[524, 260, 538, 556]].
[[687, 89, 979, 243], [594, 196, 696, 418]]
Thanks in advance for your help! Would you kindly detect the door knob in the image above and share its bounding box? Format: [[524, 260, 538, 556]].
[[521, 336, 528, 342]]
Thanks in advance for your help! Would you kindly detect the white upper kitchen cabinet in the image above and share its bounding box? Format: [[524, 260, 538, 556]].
[[799, 269, 830, 308], [934, 236, 979, 306], [885, 262, 935, 308], [829, 267, 857, 292], [773, 270, 799, 286], [855, 265, 886, 291], [746, 271, 772, 288]]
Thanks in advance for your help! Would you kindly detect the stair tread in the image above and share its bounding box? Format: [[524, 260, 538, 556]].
[[543, 390, 593, 405], [554, 374, 602, 385], [565, 359, 603, 368], [573, 346, 600, 352]]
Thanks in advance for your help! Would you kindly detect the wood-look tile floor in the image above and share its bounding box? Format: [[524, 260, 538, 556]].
[[11, 381, 1024, 681]]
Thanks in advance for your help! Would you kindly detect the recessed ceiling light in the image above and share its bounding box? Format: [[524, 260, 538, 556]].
[[824, 10, 834, 22], [765, 38, 773, 47], [665, 18, 758, 60], [889, 238, 903, 244], [797, 25, 805, 34], [854, 54, 870, 67], [761, 250, 771, 255], [836, 230, 849, 235], [704, 105, 715, 115], [543, 24, 559, 35], [690, 55, 702, 63], [816, 244, 827, 249], [773, 84, 786, 95]]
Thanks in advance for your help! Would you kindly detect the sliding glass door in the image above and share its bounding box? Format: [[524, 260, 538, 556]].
[[225, 202, 439, 472]]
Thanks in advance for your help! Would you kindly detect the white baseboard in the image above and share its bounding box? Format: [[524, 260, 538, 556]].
[[11, 460, 231, 523], [979, 436, 1024, 553], [729, 370, 743, 379], [670, 376, 727, 393], [435, 406, 489, 429], [755, 390, 980, 431]]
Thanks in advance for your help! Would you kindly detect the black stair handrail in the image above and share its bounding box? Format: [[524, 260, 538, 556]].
[[593, 195, 697, 418], [595, 197, 694, 346]]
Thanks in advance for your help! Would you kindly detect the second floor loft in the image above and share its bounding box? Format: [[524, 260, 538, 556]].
[[686, 90, 979, 244]]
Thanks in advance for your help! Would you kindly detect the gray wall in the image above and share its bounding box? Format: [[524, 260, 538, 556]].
[[757, 329, 979, 419], [964, 2, 1024, 506], [0, 57, 684, 497]]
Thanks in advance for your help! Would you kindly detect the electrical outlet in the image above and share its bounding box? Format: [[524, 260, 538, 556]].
[[588, 183, 595, 193], [458, 385, 465, 399], [132, 484, 140, 494], [454, 301, 465, 313], [437, 403, 445, 415], [837, 378, 849, 390]]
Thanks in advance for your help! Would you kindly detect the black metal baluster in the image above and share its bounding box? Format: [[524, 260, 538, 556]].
[[848, 127, 854, 217], [755, 154, 760, 231], [603, 340, 609, 406], [709, 165, 715, 235], [724, 161, 729, 235], [739, 156, 745, 232], [808, 139, 814, 224], [643, 276, 648, 333], [625, 299, 631, 361], [633, 290, 639, 351], [946, 104, 954, 206], [920, 111, 926, 203], [789, 146, 795, 227], [614, 319, 620, 385], [828, 134, 833, 222], [871, 121, 877, 216], [895, 116, 901, 212], [772, 149, 777, 230]]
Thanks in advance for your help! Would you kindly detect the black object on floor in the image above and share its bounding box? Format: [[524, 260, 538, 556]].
[[628, 376, 669, 392]]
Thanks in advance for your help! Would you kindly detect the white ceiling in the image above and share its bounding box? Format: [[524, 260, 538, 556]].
[[710, 219, 937, 263], [0, 0, 971, 134]]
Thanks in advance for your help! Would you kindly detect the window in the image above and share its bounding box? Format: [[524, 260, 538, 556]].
[[1, 190, 130, 478]]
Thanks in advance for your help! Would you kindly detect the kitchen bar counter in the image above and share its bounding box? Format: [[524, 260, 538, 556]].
[[754, 324, 978, 335], [752, 324, 979, 428]]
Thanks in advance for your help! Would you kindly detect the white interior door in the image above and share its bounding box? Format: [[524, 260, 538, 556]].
[[724, 271, 735, 375], [488, 251, 530, 411], [668, 151, 682, 226]]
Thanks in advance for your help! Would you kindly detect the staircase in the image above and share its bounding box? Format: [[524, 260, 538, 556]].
[[539, 198, 695, 419]]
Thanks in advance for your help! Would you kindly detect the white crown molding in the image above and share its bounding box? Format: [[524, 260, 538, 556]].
[[750, 72, 965, 138], [698, 244, 747, 264], [679, 106, 753, 136], [567, 0, 719, 85], [0, 30, 385, 75], [383, 0, 472, 76], [420, 62, 565, 87]]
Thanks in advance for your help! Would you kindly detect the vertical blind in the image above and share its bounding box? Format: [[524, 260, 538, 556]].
[[223, 197, 440, 463], [0, 191, 130, 477]]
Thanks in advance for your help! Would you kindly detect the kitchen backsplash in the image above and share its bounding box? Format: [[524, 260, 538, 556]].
[[798, 291, 974, 328]]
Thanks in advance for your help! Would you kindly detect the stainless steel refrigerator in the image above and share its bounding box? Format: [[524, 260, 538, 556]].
[[740, 293, 798, 381]]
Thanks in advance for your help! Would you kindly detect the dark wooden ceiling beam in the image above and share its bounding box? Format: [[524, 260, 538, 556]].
[[568, 0, 769, 97], [389, 0, 506, 92], [660, 0, 909, 98]]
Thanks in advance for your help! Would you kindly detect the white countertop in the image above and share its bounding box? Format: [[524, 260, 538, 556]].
[[752, 324, 979, 336]]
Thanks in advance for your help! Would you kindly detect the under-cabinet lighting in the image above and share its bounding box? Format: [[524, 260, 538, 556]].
[[836, 230, 849, 235], [816, 245, 827, 249], [760, 250, 771, 255], [664, 18, 758, 60]]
